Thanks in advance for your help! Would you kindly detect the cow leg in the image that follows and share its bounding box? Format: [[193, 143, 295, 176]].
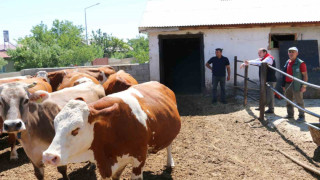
[[57, 165, 69, 180], [112, 164, 127, 180], [131, 158, 145, 180], [32, 162, 44, 180], [166, 144, 175, 167], [8, 133, 18, 160]]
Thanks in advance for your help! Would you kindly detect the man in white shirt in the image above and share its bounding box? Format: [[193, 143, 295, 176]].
[[240, 48, 277, 113]]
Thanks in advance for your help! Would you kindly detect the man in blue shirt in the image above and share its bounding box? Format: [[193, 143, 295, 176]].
[[206, 48, 230, 104]]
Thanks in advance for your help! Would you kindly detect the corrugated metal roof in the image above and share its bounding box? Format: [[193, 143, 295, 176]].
[[139, 0, 320, 29]]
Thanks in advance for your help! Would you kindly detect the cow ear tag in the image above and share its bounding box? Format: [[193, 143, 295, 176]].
[[17, 132, 22, 139]]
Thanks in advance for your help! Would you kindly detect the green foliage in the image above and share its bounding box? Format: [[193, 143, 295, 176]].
[[0, 57, 8, 68], [91, 29, 131, 58], [91, 30, 149, 64], [127, 36, 149, 64], [8, 20, 103, 70]]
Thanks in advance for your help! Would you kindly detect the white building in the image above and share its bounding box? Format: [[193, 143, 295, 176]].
[[139, 0, 320, 94]]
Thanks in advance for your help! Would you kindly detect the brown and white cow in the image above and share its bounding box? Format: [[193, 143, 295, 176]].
[[42, 81, 181, 179], [0, 81, 105, 180], [47, 66, 116, 91], [0, 77, 52, 160], [103, 70, 138, 95], [57, 72, 100, 91]]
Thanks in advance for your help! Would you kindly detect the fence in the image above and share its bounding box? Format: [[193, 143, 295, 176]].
[[259, 62, 320, 122], [233, 56, 260, 106], [234, 55, 320, 123]]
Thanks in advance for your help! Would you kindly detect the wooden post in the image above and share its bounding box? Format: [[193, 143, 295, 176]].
[[234, 56, 238, 96], [243, 65, 248, 106], [259, 62, 267, 121]]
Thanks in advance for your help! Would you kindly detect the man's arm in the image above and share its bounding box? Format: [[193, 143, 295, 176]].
[[301, 71, 308, 93], [226, 65, 231, 81], [206, 62, 212, 71]]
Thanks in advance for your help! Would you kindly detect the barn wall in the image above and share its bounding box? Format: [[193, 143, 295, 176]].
[[147, 26, 320, 92]]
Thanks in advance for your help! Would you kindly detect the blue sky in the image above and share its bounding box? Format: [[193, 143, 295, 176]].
[[0, 0, 148, 44]]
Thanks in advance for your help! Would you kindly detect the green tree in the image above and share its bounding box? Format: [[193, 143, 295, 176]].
[[8, 20, 103, 70], [0, 57, 8, 68], [127, 36, 149, 64], [91, 29, 131, 58]]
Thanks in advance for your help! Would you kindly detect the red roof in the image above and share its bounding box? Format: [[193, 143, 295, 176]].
[[0, 51, 10, 59]]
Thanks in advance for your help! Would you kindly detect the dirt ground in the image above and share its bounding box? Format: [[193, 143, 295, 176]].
[[0, 95, 320, 180]]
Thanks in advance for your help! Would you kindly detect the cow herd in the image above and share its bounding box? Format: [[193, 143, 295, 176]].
[[0, 66, 181, 180]]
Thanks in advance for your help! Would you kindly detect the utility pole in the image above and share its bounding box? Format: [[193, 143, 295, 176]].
[[84, 3, 100, 45]]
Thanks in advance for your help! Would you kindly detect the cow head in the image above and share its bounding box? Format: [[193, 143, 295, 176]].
[[36, 71, 49, 83], [0, 82, 36, 133], [43, 99, 119, 166]]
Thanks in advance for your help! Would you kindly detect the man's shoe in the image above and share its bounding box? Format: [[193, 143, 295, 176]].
[[297, 115, 305, 122], [283, 115, 294, 119], [265, 109, 274, 114], [255, 107, 260, 111]]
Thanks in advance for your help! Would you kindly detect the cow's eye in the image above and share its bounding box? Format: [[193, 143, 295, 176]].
[[24, 99, 29, 104], [71, 128, 80, 136]]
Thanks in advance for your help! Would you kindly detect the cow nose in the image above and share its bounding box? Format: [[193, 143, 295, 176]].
[[3, 119, 26, 133], [4, 124, 8, 131], [16, 122, 22, 128], [43, 152, 61, 166]]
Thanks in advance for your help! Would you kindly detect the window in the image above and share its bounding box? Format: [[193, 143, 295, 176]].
[[269, 34, 297, 49]]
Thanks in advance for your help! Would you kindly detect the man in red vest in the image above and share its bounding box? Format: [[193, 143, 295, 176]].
[[240, 48, 277, 114], [281, 47, 308, 121]]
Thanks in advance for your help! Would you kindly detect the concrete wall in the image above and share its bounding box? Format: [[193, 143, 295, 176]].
[[17, 64, 150, 83], [147, 26, 320, 92], [109, 63, 150, 83]]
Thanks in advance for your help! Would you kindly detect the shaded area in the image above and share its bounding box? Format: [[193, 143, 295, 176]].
[[161, 37, 203, 94], [0, 146, 30, 172], [177, 95, 243, 116], [63, 163, 97, 180], [144, 167, 173, 180]]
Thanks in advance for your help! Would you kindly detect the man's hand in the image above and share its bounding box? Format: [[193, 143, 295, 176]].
[[227, 76, 230, 81], [240, 60, 249, 69], [301, 86, 307, 93]]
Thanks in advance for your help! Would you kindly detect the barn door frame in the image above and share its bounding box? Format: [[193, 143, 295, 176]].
[[158, 33, 205, 94]]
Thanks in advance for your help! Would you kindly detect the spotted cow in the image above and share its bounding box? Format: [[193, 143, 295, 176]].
[[43, 81, 181, 180]]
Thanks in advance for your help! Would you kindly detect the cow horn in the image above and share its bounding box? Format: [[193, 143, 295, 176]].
[[27, 82, 37, 88]]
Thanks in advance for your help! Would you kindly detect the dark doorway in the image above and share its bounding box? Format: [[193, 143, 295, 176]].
[[159, 34, 204, 94]]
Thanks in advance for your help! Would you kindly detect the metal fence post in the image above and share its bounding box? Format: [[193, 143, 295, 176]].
[[244, 65, 248, 106], [259, 62, 267, 121], [234, 56, 238, 96]]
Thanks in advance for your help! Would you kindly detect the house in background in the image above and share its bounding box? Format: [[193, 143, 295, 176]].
[[139, 0, 320, 94], [0, 43, 16, 73]]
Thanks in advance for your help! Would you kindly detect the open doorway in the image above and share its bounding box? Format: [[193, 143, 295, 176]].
[[159, 34, 204, 94]]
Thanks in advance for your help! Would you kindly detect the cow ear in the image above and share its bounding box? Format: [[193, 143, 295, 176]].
[[89, 103, 119, 123], [115, 76, 132, 89], [29, 90, 49, 103], [75, 97, 86, 102]]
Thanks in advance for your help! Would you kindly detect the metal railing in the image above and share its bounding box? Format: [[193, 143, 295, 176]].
[[233, 56, 260, 106], [259, 62, 320, 121]]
